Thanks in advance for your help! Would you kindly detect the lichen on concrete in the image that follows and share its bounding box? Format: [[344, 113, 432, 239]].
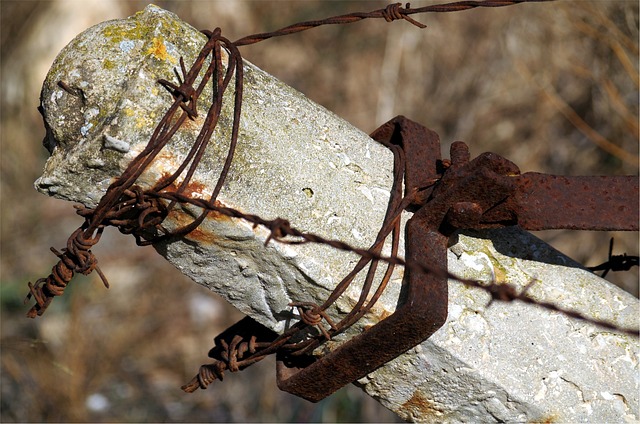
[[36, 4, 397, 333], [36, 5, 639, 423]]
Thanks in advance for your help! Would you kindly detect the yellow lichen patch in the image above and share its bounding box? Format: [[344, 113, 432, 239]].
[[135, 114, 153, 129], [490, 257, 508, 284], [102, 23, 148, 44], [103, 58, 116, 70], [481, 247, 508, 284], [146, 36, 176, 63]]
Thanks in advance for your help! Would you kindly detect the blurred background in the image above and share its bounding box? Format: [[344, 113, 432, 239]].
[[1, 0, 638, 422]]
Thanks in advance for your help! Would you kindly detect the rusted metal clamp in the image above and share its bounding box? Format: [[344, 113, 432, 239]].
[[276, 116, 540, 401], [205, 117, 638, 402]]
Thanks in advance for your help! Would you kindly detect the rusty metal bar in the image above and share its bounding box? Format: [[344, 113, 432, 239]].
[[512, 174, 639, 231], [29, 3, 639, 422]]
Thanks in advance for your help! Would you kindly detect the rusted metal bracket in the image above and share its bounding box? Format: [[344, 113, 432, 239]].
[[196, 117, 637, 402], [277, 119, 449, 401], [28, 2, 637, 413], [273, 117, 638, 402]]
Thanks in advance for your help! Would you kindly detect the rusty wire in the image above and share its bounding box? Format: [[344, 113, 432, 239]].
[[232, 0, 551, 46], [26, 0, 638, 394], [26, 26, 244, 316], [27, 0, 537, 322], [25, 227, 108, 318], [152, 189, 640, 337]]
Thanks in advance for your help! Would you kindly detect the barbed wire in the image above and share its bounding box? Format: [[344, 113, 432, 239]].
[[233, 1, 552, 46], [26, 0, 637, 394]]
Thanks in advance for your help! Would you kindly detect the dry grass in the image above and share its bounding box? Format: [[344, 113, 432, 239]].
[[1, 1, 638, 422]]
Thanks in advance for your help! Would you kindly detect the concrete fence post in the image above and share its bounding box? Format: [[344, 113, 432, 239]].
[[36, 6, 638, 422]]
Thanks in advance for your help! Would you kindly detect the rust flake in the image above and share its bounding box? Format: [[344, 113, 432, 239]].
[[399, 391, 444, 420]]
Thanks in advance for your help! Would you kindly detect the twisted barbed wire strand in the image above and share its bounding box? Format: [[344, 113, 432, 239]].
[[25, 0, 637, 393]]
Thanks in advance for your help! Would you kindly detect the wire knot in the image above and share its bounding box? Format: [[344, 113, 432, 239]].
[[290, 302, 338, 340], [180, 361, 227, 393], [382, 3, 427, 28], [264, 218, 293, 245], [219, 335, 259, 372], [181, 333, 270, 393], [25, 227, 108, 318], [158, 56, 199, 120]]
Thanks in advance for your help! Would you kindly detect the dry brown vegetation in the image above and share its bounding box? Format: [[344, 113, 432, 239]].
[[1, 1, 638, 422]]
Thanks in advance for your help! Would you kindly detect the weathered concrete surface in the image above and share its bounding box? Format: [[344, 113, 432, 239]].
[[37, 5, 639, 423], [37, 4, 398, 332], [360, 228, 639, 423]]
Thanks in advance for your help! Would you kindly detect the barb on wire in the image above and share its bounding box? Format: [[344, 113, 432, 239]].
[[26, 0, 638, 397], [589, 238, 640, 278], [233, 0, 547, 46], [150, 188, 640, 338], [25, 226, 107, 317], [27, 0, 547, 319]]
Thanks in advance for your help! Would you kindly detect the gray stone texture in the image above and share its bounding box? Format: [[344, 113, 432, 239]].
[[37, 5, 638, 422]]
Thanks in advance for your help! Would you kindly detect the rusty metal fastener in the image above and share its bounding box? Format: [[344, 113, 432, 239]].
[[29, 0, 636, 403], [272, 116, 639, 402]]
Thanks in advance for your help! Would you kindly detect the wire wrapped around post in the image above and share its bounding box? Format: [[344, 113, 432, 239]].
[[26, 0, 637, 396]]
